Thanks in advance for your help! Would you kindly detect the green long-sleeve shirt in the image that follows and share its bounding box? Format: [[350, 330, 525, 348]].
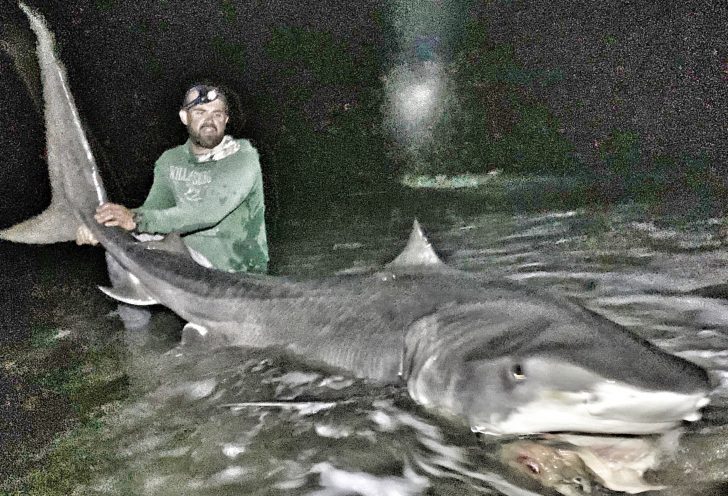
[[133, 138, 268, 273]]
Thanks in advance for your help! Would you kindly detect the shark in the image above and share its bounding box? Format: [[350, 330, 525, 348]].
[[2, 3, 713, 437]]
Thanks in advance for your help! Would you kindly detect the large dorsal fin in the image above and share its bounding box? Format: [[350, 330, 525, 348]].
[[386, 220, 444, 268]]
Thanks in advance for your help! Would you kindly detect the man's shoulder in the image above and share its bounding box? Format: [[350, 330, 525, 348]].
[[229, 139, 260, 166], [155, 143, 189, 166], [233, 138, 257, 154]]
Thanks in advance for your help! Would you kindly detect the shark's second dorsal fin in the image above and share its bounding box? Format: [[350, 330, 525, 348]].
[[387, 220, 444, 268]]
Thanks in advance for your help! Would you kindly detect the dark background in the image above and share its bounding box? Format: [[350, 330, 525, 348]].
[[2, 0, 728, 231]]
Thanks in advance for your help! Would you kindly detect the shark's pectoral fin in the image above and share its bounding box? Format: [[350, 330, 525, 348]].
[[98, 284, 158, 306], [181, 322, 209, 345]]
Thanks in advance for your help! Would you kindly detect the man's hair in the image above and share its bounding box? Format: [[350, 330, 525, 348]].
[[181, 83, 229, 110]]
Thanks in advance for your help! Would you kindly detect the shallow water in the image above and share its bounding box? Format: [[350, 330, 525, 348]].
[[8, 189, 728, 495]]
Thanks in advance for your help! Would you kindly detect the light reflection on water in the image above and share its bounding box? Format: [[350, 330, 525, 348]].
[[38, 196, 728, 495]]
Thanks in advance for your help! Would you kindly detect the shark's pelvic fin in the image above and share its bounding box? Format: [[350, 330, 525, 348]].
[[98, 283, 157, 306], [387, 219, 444, 268], [101, 252, 158, 306]]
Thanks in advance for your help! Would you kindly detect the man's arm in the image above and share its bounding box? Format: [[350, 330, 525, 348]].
[[134, 149, 260, 234], [75, 202, 135, 245], [76, 161, 175, 244], [94, 203, 137, 229], [138, 163, 176, 210]]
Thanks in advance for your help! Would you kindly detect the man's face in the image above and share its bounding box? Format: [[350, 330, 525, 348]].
[[179, 96, 229, 150]]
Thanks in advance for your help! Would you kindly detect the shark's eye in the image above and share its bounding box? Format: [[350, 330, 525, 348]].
[[572, 476, 588, 491], [511, 364, 526, 381]]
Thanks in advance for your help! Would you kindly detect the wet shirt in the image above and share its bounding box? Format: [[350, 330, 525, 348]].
[[133, 137, 268, 273]]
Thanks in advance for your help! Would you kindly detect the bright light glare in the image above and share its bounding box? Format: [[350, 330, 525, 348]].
[[394, 77, 439, 125], [384, 62, 447, 146], [404, 83, 434, 113]]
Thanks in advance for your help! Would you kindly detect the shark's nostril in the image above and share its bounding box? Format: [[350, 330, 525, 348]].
[[512, 363, 526, 382]]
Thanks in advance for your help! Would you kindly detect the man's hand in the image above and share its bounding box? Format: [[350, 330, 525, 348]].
[[75, 225, 99, 246], [94, 202, 137, 231]]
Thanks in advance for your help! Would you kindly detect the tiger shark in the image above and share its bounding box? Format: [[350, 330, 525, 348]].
[[2, 3, 712, 436]]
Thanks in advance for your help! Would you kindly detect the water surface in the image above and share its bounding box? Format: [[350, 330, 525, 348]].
[[11, 186, 728, 495]]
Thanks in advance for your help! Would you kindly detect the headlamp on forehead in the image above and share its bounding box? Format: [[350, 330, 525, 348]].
[[182, 85, 220, 110]]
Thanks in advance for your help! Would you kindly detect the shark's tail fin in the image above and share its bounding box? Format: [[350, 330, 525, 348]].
[[1, 3, 107, 244], [0, 204, 78, 243]]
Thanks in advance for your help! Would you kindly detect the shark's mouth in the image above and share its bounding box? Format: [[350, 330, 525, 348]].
[[472, 383, 711, 436]]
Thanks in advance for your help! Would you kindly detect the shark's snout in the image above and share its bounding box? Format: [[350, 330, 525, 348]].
[[472, 371, 712, 436], [583, 382, 710, 424]]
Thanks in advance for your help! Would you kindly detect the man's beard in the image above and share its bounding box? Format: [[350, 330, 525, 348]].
[[189, 123, 225, 149]]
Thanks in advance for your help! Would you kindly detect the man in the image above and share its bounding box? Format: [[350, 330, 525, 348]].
[[79, 83, 269, 273]]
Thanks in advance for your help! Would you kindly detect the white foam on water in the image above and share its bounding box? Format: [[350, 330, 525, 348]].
[[143, 475, 174, 494], [595, 295, 728, 327], [278, 371, 321, 387], [413, 452, 541, 496], [311, 461, 429, 496], [274, 475, 307, 491], [502, 223, 569, 240], [184, 378, 218, 400], [53, 329, 72, 340], [509, 270, 710, 294], [629, 221, 721, 249], [121, 400, 155, 422], [205, 465, 249, 487], [319, 376, 355, 390], [87, 477, 116, 494], [157, 446, 190, 459], [515, 210, 581, 223], [222, 443, 246, 459], [417, 433, 466, 463], [394, 411, 443, 441], [516, 262, 547, 270], [315, 423, 352, 439], [118, 433, 170, 458], [370, 400, 443, 440], [271, 371, 321, 398], [713, 371, 728, 394], [151, 378, 218, 403], [333, 242, 364, 250], [370, 410, 397, 432]]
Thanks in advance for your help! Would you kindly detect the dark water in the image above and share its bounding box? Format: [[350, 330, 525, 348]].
[[6, 184, 728, 495]]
